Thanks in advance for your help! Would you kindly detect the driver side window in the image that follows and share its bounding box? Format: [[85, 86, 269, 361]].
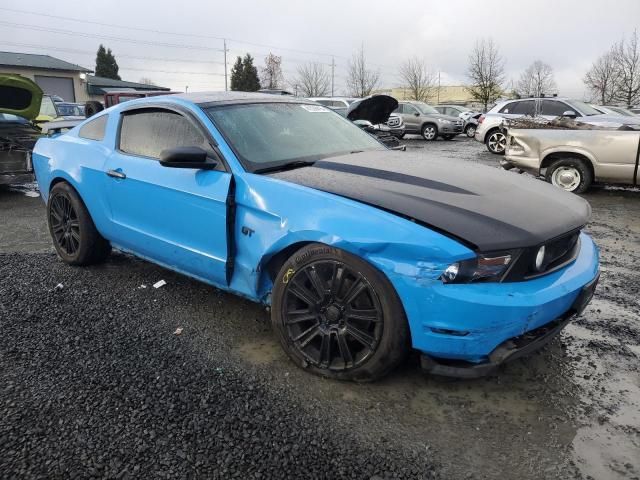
[[118, 109, 211, 160], [404, 104, 418, 115]]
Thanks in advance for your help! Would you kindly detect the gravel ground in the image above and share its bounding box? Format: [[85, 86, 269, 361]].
[[1, 136, 639, 479]]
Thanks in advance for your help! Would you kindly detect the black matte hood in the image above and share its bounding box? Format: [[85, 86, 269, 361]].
[[347, 95, 398, 125], [269, 151, 591, 251]]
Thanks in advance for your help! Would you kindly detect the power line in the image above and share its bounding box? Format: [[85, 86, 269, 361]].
[[0, 21, 224, 51], [0, 41, 226, 65], [0, 6, 347, 60]]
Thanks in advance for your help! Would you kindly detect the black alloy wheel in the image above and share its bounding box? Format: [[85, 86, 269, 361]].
[[47, 182, 111, 265], [282, 260, 383, 371], [49, 193, 80, 256], [271, 243, 409, 381]]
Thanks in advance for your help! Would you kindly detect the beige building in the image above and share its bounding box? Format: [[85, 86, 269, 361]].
[[375, 85, 479, 107]]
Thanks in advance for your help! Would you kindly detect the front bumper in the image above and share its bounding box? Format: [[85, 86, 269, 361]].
[[388, 233, 600, 372], [420, 272, 599, 377]]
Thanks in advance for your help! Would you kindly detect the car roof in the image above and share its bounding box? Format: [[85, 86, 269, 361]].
[[170, 91, 315, 107], [108, 91, 318, 111]]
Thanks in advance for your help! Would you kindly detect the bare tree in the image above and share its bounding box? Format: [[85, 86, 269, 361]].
[[612, 30, 640, 107], [466, 38, 505, 111], [138, 77, 156, 85], [517, 60, 557, 98], [295, 62, 330, 97], [584, 49, 620, 104], [261, 53, 284, 89], [346, 46, 380, 97], [399, 57, 436, 102]]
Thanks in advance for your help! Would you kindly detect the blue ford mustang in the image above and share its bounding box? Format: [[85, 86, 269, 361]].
[[32, 92, 599, 381]]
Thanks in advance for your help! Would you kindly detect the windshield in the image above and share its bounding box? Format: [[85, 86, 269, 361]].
[[608, 106, 634, 117], [205, 102, 383, 172], [568, 100, 602, 116], [414, 103, 439, 115]]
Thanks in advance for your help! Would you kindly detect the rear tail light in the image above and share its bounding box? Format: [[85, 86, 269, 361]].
[[478, 115, 485, 124]]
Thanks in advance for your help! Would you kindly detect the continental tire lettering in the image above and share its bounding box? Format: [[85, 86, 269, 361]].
[[295, 247, 333, 264]]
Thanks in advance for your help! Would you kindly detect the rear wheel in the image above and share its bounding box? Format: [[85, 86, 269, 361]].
[[486, 129, 507, 154], [271, 243, 409, 381], [465, 124, 476, 137], [421, 123, 438, 141], [545, 158, 593, 193], [47, 182, 111, 265]]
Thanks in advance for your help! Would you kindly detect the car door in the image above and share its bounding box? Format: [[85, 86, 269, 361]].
[[104, 106, 232, 286], [401, 104, 421, 132]]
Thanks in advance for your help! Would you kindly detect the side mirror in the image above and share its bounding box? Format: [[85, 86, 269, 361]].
[[562, 110, 577, 118], [414, 112, 420, 116], [159, 146, 217, 170]]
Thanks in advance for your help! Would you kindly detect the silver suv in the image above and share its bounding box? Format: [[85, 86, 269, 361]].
[[394, 101, 463, 140]]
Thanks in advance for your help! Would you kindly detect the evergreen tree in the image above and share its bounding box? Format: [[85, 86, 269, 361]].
[[230, 54, 260, 91], [241, 54, 260, 91], [230, 56, 244, 91], [95, 44, 121, 80]]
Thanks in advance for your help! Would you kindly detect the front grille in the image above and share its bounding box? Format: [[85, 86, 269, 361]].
[[502, 230, 581, 282]]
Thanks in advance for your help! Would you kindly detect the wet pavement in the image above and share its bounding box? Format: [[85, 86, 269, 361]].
[[1, 136, 638, 479]]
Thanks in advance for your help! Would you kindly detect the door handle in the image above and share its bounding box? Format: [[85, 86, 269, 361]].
[[106, 169, 126, 179]]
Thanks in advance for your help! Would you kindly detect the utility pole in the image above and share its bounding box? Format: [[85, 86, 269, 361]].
[[331, 56, 335, 97], [223, 39, 228, 91]]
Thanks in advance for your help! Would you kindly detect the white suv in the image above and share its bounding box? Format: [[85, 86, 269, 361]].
[[475, 98, 640, 154]]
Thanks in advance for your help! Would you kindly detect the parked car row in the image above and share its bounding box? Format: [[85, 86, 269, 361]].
[[308, 96, 481, 143]]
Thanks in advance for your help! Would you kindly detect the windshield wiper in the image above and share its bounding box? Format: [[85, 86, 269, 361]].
[[253, 160, 317, 174]]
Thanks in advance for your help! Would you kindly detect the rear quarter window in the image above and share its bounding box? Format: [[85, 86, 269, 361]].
[[78, 115, 108, 141]]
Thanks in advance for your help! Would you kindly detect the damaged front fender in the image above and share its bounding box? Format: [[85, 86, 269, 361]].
[[227, 172, 474, 307]]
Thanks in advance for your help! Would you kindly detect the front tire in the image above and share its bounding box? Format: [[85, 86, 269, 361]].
[[485, 129, 507, 154], [47, 182, 111, 265], [545, 158, 593, 193], [271, 243, 409, 381], [421, 123, 438, 141]]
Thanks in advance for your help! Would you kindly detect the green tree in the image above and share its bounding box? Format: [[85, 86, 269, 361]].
[[230, 56, 244, 91], [241, 54, 260, 91], [95, 44, 121, 80], [230, 54, 260, 91]]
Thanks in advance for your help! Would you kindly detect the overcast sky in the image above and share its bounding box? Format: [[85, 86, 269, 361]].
[[1, 0, 638, 98]]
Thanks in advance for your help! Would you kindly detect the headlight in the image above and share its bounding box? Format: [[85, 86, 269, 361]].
[[437, 118, 452, 124], [534, 246, 546, 271], [440, 252, 517, 283]]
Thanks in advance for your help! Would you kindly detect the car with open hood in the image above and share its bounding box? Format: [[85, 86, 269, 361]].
[[346, 94, 405, 147], [0, 74, 44, 185], [32, 92, 599, 380]]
